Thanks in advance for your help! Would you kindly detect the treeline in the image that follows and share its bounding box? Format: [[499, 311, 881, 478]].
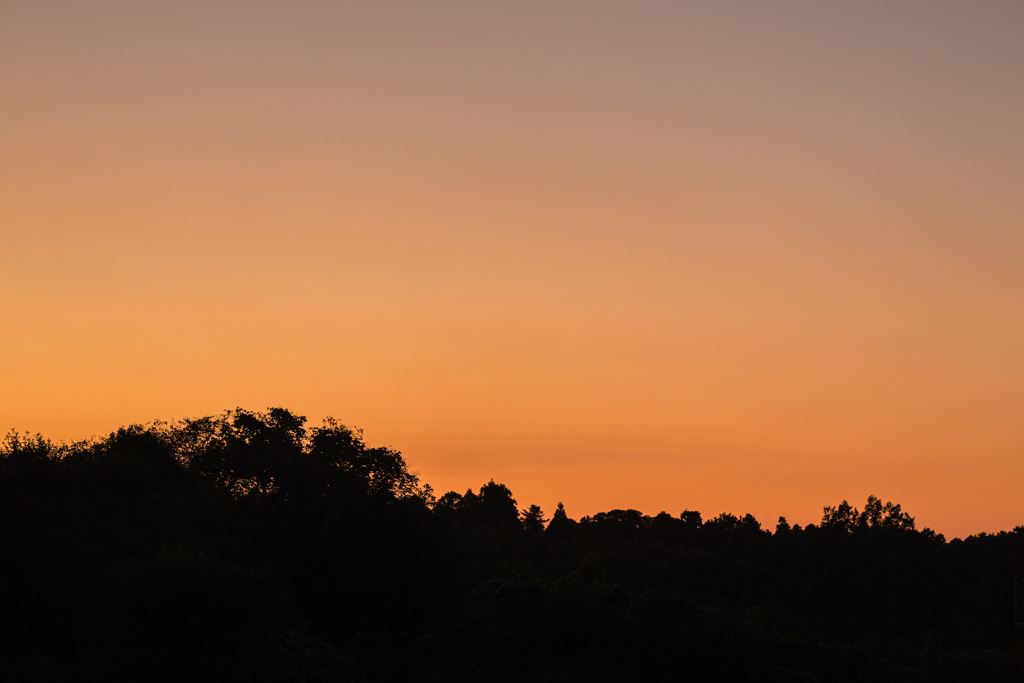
[[2, 408, 1023, 682]]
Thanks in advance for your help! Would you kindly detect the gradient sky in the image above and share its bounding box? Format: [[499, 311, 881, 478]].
[[2, 1, 1022, 538]]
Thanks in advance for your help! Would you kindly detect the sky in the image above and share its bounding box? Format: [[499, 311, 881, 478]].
[[1, 1, 1022, 538]]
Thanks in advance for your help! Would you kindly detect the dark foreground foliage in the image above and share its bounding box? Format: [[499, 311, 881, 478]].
[[2, 408, 1024, 682]]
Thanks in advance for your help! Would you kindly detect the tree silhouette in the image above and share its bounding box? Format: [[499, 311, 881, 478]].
[[0, 409, 1018, 681], [520, 504, 547, 533], [476, 480, 520, 528], [822, 495, 917, 534], [546, 501, 576, 535]]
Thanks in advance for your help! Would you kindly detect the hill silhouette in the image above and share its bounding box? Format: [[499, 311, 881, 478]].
[[2, 407, 1023, 681]]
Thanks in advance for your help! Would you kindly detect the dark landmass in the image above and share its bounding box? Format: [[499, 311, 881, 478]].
[[2, 408, 1023, 682]]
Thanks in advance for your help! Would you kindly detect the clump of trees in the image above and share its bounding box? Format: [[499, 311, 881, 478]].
[[821, 495, 917, 533], [2, 408, 1024, 682]]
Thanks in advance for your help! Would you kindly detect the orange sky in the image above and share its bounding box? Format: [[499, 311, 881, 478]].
[[2, 2, 1022, 538]]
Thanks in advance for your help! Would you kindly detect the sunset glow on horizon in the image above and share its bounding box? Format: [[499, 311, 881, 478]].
[[2, 1, 1022, 538]]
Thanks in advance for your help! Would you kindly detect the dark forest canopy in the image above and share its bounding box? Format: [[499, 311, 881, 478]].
[[3, 407, 1024, 682]]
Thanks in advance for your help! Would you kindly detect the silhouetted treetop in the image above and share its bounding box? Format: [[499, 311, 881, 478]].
[[520, 504, 547, 533], [546, 501, 576, 535], [680, 509, 703, 530], [822, 495, 917, 534], [48, 408, 429, 505]]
